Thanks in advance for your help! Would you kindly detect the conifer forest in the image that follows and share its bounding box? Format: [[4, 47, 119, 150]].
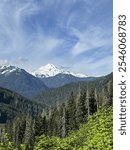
[[0, 73, 113, 150]]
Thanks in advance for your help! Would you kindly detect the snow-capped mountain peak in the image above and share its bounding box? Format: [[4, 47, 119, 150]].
[[31, 64, 88, 78], [31, 64, 64, 78], [0, 65, 22, 76]]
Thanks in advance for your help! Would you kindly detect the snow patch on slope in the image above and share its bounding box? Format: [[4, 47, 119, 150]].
[[0, 66, 22, 76]]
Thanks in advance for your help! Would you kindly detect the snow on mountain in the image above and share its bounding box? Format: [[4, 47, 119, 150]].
[[0, 65, 48, 98], [70, 72, 88, 78], [31, 64, 63, 78], [0, 64, 88, 78], [31, 64, 88, 78], [0, 65, 22, 76]]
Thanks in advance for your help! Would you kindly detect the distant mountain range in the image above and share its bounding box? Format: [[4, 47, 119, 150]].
[[33, 73, 113, 107], [0, 66, 48, 98], [40, 73, 96, 88], [31, 64, 96, 88], [0, 64, 96, 97]]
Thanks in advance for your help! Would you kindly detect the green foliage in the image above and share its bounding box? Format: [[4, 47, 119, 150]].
[[34, 107, 113, 150], [80, 107, 113, 150], [0, 133, 26, 150]]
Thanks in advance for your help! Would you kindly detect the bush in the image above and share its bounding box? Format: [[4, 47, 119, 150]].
[[34, 107, 113, 150]]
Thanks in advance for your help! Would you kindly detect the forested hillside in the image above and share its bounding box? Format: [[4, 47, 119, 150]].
[[33, 73, 112, 107], [0, 73, 113, 150], [40, 73, 96, 88], [34, 107, 112, 150], [0, 107, 113, 150], [0, 87, 45, 121]]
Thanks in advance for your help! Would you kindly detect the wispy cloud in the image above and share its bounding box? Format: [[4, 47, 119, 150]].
[[72, 55, 113, 76], [0, 0, 112, 76], [69, 27, 112, 57], [0, 0, 63, 55]]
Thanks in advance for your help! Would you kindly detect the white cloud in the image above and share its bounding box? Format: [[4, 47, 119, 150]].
[[14, 57, 28, 64], [0, 57, 28, 66], [70, 27, 112, 57], [71, 55, 112, 76], [0, 59, 10, 66], [0, 0, 63, 57], [28, 31, 64, 55]]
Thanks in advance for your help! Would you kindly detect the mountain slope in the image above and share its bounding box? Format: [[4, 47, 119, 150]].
[[40, 73, 96, 88], [0, 66, 48, 98], [33, 73, 113, 107], [0, 87, 45, 124]]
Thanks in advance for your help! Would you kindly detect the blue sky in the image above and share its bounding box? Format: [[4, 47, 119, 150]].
[[0, 0, 113, 76]]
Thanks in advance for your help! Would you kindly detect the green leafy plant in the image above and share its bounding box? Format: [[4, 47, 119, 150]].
[[34, 107, 113, 150]]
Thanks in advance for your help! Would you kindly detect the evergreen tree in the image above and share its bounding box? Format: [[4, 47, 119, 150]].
[[34, 114, 47, 137], [47, 107, 59, 136], [89, 91, 97, 115], [94, 88, 99, 110], [18, 117, 26, 144], [76, 91, 88, 126], [61, 105, 67, 137], [23, 114, 34, 149], [107, 80, 113, 106], [86, 90, 90, 116], [66, 92, 77, 134], [56, 103, 68, 137]]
